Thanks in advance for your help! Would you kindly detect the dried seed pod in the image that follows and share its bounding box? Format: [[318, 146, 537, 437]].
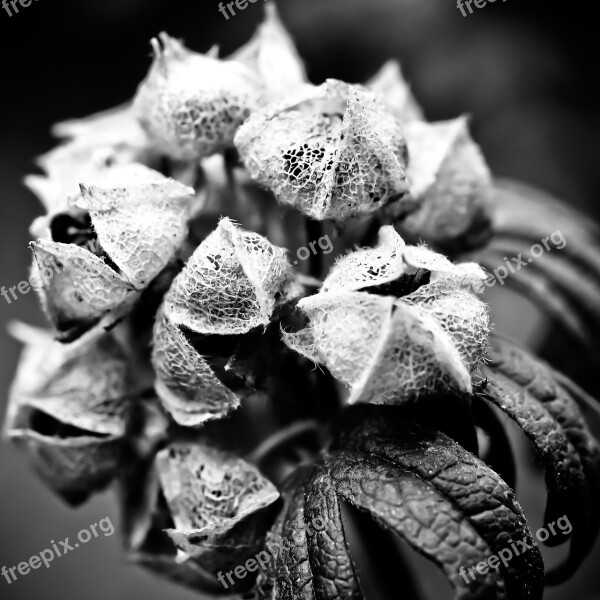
[[162, 217, 294, 335], [133, 33, 264, 160], [366, 59, 424, 123], [158, 443, 280, 575], [4, 323, 132, 505], [31, 164, 194, 340], [395, 117, 493, 248], [230, 4, 307, 99], [152, 309, 240, 427], [153, 218, 295, 425], [235, 79, 412, 222], [284, 226, 489, 404]]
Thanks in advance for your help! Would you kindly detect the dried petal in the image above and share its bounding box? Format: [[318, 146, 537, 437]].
[[4, 323, 132, 504], [230, 4, 307, 99], [395, 117, 493, 247], [133, 33, 264, 160], [235, 80, 411, 222], [162, 217, 293, 335], [366, 59, 423, 123], [284, 227, 489, 403]]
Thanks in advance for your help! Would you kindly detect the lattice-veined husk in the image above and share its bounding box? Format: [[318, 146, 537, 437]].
[[152, 309, 241, 427], [154, 218, 295, 425], [133, 32, 264, 160], [30, 164, 194, 340], [235, 79, 412, 222], [395, 117, 493, 246], [284, 227, 489, 404], [162, 217, 294, 335], [157, 443, 280, 574], [367, 59, 424, 123], [229, 4, 307, 100], [4, 323, 132, 504], [27, 104, 151, 237]]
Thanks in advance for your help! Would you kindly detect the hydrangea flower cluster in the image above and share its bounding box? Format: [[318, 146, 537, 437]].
[[5, 5, 495, 596]]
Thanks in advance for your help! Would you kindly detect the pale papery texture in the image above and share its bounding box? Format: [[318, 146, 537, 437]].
[[396, 117, 493, 246], [4, 323, 132, 503], [284, 227, 489, 404], [230, 4, 308, 99], [133, 32, 264, 160], [234, 79, 412, 222]]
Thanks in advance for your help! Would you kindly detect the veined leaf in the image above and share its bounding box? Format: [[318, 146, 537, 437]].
[[482, 334, 600, 583], [332, 407, 543, 599]]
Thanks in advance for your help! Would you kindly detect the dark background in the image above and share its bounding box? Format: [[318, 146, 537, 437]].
[[1, 0, 599, 598]]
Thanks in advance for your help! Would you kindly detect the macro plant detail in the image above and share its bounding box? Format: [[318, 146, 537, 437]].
[[4, 5, 600, 600]]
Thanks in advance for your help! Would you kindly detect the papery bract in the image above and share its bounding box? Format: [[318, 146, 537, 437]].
[[134, 33, 264, 160], [4, 323, 132, 504], [235, 80, 412, 222], [284, 226, 489, 404]]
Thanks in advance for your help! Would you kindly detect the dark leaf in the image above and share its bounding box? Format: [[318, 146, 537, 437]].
[[482, 334, 600, 583], [332, 406, 543, 599], [460, 179, 600, 360]]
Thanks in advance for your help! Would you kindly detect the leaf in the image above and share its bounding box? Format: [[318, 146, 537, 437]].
[[481, 334, 600, 583], [304, 467, 363, 600], [472, 398, 517, 491], [461, 179, 600, 358], [256, 466, 362, 600], [327, 451, 508, 599], [4, 323, 132, 505], [332, 406, 543, 600], [235, 80, 411, 222]]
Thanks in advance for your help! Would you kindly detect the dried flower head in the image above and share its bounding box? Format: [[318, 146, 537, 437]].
[[8, 7, 598, 600]]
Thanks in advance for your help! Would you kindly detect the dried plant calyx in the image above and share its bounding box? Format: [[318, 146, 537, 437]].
[[235, 79, 411, 222]]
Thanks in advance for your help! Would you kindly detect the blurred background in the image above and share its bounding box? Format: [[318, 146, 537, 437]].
[[1, 0, 599, 598]]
